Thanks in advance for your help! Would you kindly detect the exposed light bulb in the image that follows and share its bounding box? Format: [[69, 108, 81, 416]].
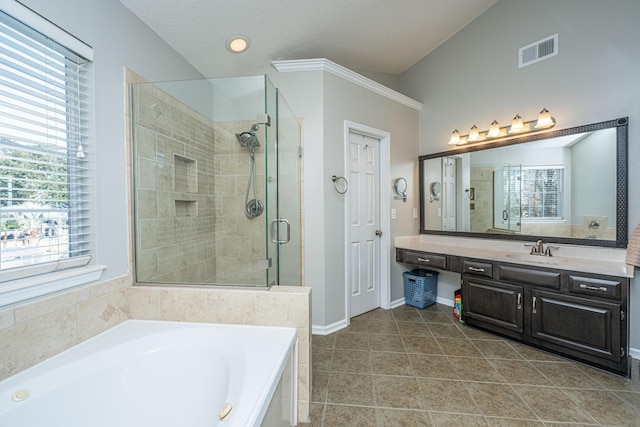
[[467, 125, 480, 142], [509, 114, 524, 133], [448, 129, 460, 145], [487, 120, 501, 138], [535, 108, 554, 129]]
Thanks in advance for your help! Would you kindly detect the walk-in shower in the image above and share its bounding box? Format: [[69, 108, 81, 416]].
[[130, 75, 301, 287], [236, 124, 264, 219]]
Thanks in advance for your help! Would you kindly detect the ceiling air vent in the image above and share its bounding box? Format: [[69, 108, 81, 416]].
[[519, 34, 558, 68]]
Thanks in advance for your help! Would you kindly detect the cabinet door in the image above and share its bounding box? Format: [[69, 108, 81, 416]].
[[462, 277, 524, 335], [531, 290, 621, 363]]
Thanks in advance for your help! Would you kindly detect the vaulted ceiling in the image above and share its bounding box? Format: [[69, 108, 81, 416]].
[[119, 0, 497, 78]]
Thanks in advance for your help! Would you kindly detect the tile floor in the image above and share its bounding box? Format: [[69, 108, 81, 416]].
[[302, 303, 640, 427]]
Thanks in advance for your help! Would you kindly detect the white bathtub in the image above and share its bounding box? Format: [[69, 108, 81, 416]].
[[0, 320, 298, 427]]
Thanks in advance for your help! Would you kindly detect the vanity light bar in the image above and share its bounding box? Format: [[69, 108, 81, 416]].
[[448, 108, 556, 146]]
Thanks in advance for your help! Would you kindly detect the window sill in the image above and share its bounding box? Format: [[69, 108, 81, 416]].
[[0, 265, 106, 308]]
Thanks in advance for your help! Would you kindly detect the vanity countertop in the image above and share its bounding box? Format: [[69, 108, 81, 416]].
[[395, 235, 634, 278]]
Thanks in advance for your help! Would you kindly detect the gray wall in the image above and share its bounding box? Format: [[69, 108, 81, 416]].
[[20, 0, 205, 282], [261, 66, 420, 328], [401, 0, 640, 349]]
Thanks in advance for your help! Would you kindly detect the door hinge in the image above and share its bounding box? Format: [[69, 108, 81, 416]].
[[298, 146, 303, 158], [621, 346, 626, 358], [621, 310, 625, 321]]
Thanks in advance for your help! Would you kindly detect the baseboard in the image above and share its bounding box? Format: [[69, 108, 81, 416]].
[[312, 318, 348, 336], [311, 296, 463, 334], [629, 347, 640, 360], [390, 297, 405, 309], [437, 296, 454, 307], [392, 296, 453, 309]]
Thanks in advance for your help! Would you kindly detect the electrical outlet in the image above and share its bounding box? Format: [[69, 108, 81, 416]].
[[391, 208, 397, 220], [413, 208, 418, 218]]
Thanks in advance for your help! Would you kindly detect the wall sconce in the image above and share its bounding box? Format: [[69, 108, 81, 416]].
[[448, 108, 556, 146]]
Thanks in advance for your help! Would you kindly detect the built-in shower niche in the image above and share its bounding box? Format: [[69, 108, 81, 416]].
[[173, 154, 197, 217]]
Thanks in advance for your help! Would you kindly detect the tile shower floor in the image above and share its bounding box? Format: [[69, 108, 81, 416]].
[[303, 303, 640, 427]]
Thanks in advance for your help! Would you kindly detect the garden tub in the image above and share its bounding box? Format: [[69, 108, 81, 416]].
[[0, 320, 298, 426]]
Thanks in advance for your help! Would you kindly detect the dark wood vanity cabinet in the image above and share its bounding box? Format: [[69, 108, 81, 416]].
[[529, 290, 622, 364], [396, 249, 447, 270], [396, 247, 630, 376], [460, 260, 630, 376], [462, 277, 523, 337]]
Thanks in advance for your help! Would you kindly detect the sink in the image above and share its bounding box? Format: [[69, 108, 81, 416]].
[[505, 253, 562, 266]]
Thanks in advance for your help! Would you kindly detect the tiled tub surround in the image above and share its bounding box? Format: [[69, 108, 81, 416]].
[[0, 280, 312, 423]]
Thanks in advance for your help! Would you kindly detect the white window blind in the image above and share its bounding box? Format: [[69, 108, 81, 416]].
[[0, 9, 92, 275], [520, 167, 564, 220]]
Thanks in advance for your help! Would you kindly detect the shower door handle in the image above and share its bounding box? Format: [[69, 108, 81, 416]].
[[270, 218, 291, 244]]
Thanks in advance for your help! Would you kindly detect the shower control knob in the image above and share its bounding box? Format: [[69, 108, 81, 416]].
[[375, 229, 383, 236]]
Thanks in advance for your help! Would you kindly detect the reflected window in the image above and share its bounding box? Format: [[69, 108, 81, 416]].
[[520, 167, 564, 221]]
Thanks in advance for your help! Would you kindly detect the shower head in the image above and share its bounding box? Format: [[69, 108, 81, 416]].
[[236, 124, 261, 150]]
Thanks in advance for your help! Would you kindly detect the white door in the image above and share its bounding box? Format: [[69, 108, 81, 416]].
[[348, 131, 381, 318], [442, 157, 457, 231]]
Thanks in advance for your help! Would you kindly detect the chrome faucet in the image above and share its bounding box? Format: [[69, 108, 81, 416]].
[[530, 240, 544, 255], [527, 240, 558, 256]]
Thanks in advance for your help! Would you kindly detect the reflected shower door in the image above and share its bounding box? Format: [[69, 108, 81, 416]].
[[494, 164, 522, 233]]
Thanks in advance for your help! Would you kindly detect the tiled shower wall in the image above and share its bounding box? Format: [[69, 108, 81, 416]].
[[133, 83, 282, 286], [212, 121, 269, 285], [214, 118, 302, 286], [133, 83, 218, 284]]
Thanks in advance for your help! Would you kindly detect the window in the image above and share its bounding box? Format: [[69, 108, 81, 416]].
[[0, 6, 98, 300], [520, 167, 564, 221]]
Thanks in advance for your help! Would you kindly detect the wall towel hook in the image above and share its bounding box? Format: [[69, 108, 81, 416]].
[[332, 175, 348, 194]]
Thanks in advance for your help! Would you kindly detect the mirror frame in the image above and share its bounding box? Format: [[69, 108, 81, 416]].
[[419, 117, 628, 248]]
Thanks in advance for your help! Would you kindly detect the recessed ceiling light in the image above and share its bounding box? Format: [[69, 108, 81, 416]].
[[226, 35, 250, 53]]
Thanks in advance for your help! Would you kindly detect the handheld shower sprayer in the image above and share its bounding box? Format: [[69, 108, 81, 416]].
[[236, 123, 264, 218]]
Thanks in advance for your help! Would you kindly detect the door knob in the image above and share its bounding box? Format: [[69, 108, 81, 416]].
[[375, 229, 383, 236]]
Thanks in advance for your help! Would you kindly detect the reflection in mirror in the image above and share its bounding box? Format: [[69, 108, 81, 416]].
[[419, 118, 628, 248]]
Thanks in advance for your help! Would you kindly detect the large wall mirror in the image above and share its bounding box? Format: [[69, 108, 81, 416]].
[[419, 117, 628, 248]]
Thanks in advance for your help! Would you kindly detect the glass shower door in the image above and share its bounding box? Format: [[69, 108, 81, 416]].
[[265, 78, 302, 286]]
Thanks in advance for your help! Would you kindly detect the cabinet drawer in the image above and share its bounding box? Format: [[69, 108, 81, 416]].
[[462, 260, 493, 278], [402, 250, 447, 269], [498, 265, 561, 289], [569, 275, 621, 300]]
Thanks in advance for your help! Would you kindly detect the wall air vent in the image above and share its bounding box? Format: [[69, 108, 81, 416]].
[[519, 33, 558, 68]]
